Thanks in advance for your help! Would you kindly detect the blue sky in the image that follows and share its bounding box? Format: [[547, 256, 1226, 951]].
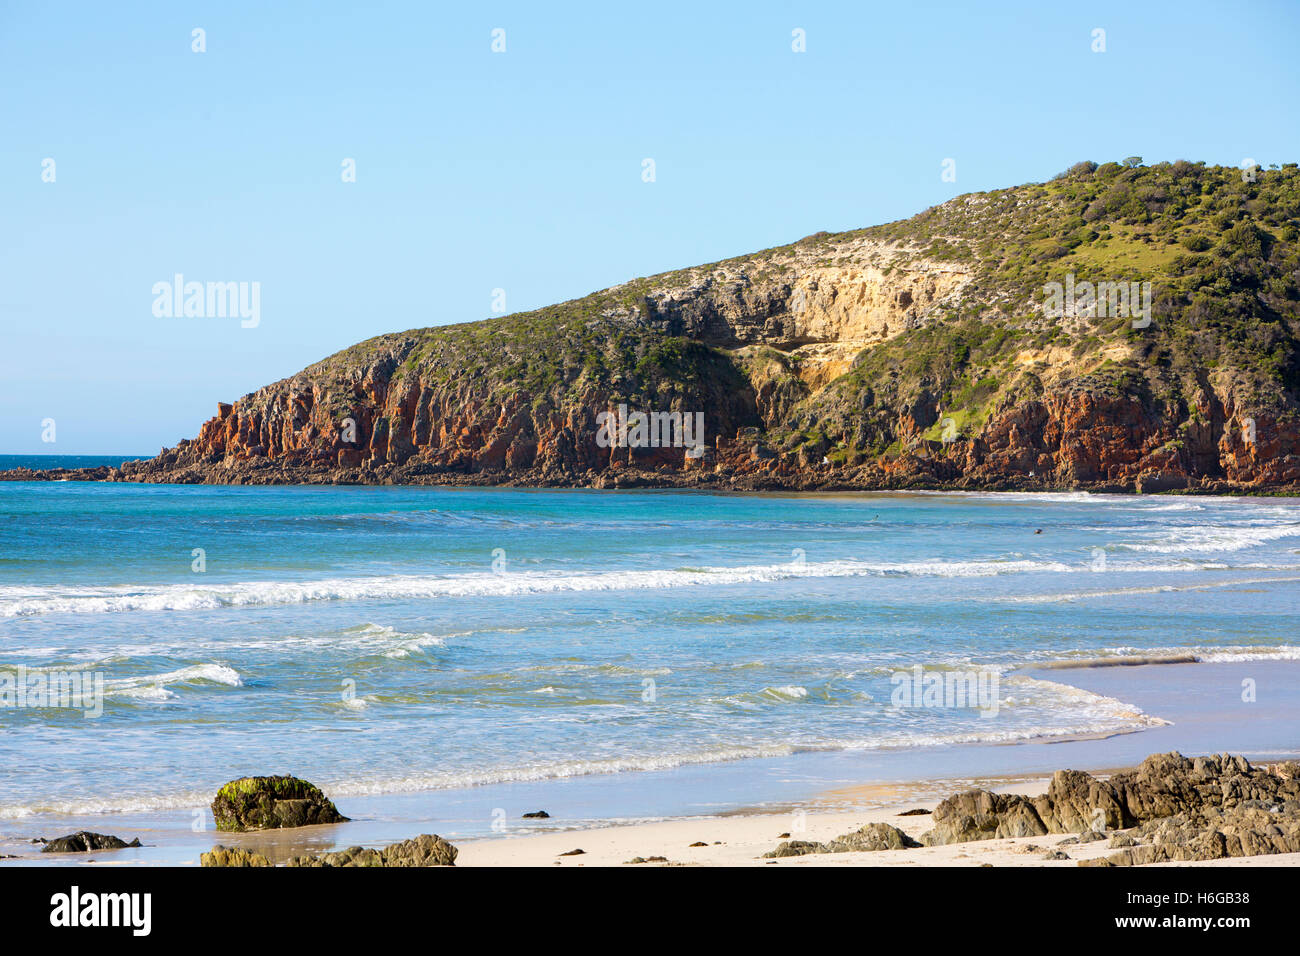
[[3, 0, 1298, 454]]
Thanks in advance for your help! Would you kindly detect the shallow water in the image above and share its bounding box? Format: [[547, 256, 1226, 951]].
[[1, 482, 1297, 830]]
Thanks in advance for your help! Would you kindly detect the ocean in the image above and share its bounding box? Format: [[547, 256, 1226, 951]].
[[0, 454, 149, 471], [1, 481, 1298, 844]]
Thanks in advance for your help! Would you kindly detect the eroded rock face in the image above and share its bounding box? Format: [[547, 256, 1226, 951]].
[[1106, 752, 1300, 822], [211, 776, 349, 832], [42, 831, 142, 853], [6, 170, 1297, 494], [920, 791, 1049, 846], [286, 834, 457, 868], [1081, 803, 1300, 866]]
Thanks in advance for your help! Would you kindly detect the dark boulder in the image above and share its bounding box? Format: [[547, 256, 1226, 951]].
[[42, 831, 142, 853]]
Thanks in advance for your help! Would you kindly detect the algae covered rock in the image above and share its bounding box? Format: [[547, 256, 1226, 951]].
[[211, 775, 349, 831], [201, 845, 272, 867], [286, 833, 457, 867]]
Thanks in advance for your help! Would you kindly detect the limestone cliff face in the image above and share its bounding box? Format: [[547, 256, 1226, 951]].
[[83, 162, 1300, 493]]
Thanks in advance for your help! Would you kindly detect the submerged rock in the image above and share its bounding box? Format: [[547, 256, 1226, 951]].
[[42, 831, 142, 853], [211, 775, 349, 832]]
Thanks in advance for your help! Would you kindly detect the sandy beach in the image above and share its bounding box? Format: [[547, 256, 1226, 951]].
[[456, 775, 1300, 867]]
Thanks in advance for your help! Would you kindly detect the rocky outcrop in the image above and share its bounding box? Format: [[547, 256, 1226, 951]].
[[919, 791, 1050, 845], [763, 823, 921, 857], [920, 752, 1300, 861], [286, 834, 457, 867], [1081, 803, 1300, 866], [6, 163, 1296, 494], [211, 775, 349, 832], [201, 845, 272, 867], [41, 831, 142, 853], [200, 834, 457, 867]]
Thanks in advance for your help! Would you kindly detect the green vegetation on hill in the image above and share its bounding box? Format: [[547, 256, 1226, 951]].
[[246, 160, 1299, 474]]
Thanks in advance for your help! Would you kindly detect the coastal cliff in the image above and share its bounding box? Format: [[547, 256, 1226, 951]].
[[17, 160, 1300, 492]]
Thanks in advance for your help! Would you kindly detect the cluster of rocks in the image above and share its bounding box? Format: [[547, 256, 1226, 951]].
[[918, 752, 1300, 865], [1081, 802, 1300, 866], [757, 753, 1300, 866], [197, 834, 461, 868], [200, 845, 272, 867], [284, 834, 457, 868], [764, 822, 921, 858], [200, 775, 457, 867]]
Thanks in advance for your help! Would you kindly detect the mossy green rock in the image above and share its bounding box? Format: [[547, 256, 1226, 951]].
[[201, 845, 272, 866], [211, 775, 349, 832], [286, 833, 457, 867]]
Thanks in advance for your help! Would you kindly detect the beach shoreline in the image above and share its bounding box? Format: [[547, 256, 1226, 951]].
[[4, 658, 1297, 867]]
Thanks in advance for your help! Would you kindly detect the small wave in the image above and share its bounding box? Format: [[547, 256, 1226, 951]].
[[0, 672, 1169, 816], [1115, 522, 1300, 555], [0, 557, 1087, 617], [1034, 654, 1199, 670], [990, 573, 1300, 604], [762, 685, 809, 701], [103, 663, 243, 699], [1030, 644, 1300, 669]]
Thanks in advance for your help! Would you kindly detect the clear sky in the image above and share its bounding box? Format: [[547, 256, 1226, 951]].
[[3, 0, 1298, 454]]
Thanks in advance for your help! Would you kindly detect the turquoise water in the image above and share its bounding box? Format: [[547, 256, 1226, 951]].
[[0, 454, 148, 470], [1, 482, 1298, 824]]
